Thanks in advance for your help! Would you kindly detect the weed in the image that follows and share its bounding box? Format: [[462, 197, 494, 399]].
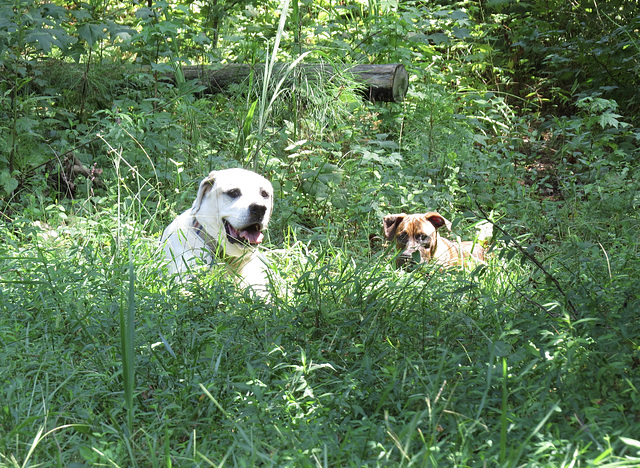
[[1, 0, 640, 465]]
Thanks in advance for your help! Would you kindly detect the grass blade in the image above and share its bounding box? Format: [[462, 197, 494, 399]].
[[119, 240, 136, 432]]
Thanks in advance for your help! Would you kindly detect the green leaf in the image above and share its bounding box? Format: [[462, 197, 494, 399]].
[[620, 437, 640, 450], [491, 340, 512, 357], [69, 9, 93, 21], [0, 169, 18, 195], [449, 10, 469, 22], [24, 31, 56, 53], [425, 33, 449, 45], [243, 100, 258, 140], [42, 3, 68, 18], [452, 27, 470, 39], [16, 116, 39, 134], [599, 111, 630, 129], [78, 23, 107, 47]]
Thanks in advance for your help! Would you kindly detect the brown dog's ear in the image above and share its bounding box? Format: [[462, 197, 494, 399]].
[[383, 213, 406, 239], [191, 170, 217, 214], [424, 212, 452, 231]]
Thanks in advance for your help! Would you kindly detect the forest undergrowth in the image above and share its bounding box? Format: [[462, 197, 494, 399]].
[[1, 0, 639, 466]]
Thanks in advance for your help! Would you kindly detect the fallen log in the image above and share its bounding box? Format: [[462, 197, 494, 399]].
[[171, 63, 409, 103], [27, 60, 408, 103]]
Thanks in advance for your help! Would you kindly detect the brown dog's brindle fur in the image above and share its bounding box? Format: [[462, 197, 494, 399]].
[[383, 212, 487, 268]]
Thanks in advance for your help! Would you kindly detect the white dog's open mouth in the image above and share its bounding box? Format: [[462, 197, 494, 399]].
[[224, 220, 264, 246]]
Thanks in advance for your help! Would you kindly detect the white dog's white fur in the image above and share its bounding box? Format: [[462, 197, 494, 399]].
[[160, 168, 274, 293]]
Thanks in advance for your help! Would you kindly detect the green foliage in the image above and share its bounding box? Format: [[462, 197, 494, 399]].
[[2, 202, 639, 465], [1, 0, 640, 465], [473, 0, 640, 122]]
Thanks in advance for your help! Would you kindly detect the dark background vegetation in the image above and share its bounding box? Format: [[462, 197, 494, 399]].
[[1, 0, 639, 466]]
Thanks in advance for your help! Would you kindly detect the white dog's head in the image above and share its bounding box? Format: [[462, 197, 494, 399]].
[[191, 168, 274, 257]]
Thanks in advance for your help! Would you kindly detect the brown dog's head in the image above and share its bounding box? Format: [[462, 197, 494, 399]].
[[383, 212, 452, 267]]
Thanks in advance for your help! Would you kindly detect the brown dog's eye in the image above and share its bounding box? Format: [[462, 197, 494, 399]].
[[226, 189, 241, 199], [418, 235, 431, 246], [397, 232, 409, 244]]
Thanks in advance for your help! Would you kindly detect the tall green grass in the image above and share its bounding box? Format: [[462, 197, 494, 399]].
[[1, 1, 640, 466], [119, 244, 136, 433], [2, 167, 639, 465]]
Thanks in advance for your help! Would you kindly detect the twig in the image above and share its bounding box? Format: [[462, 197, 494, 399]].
[[505, 274, 562, 319], [474, 202, 578, 319], [26, 135, 102, 177]]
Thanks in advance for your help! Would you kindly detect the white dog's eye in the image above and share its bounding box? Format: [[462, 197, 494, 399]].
[[260, 189, 269, 199], [226, 189, 242, 199]]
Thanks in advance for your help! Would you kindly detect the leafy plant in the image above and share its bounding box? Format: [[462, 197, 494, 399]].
[[1, 0, 640, 465]]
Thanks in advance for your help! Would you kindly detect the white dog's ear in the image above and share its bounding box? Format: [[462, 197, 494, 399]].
[[191, 171, 217, 214]]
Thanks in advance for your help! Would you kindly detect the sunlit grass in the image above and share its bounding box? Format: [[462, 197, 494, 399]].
[[2, 191, 638, 466], [1, 4, 640, 466]]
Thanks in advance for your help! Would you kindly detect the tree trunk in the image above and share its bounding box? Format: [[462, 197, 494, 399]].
[[172, 63, 409, 103]]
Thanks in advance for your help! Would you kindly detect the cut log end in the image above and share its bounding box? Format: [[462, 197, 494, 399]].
[[392, 65, 409, 102], [350, 64, 409, 103]]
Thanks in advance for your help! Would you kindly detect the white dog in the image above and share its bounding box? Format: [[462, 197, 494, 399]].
[[160, 168, 274, 293]]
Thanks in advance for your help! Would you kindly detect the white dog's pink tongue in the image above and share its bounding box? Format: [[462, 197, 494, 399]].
[[240, 229, 263, 244]]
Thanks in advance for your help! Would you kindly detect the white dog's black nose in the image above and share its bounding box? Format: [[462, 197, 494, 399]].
[[249, 203, 267, 220]]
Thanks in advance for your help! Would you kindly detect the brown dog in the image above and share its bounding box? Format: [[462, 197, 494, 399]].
[[383, 212, 490, 268]]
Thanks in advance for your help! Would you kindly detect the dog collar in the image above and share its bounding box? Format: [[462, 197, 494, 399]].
[[192, 217, 225, 260]]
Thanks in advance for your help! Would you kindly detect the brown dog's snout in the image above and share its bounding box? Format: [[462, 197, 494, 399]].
[[396, 251, 418, 268], [396, 245, 429, 268]]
